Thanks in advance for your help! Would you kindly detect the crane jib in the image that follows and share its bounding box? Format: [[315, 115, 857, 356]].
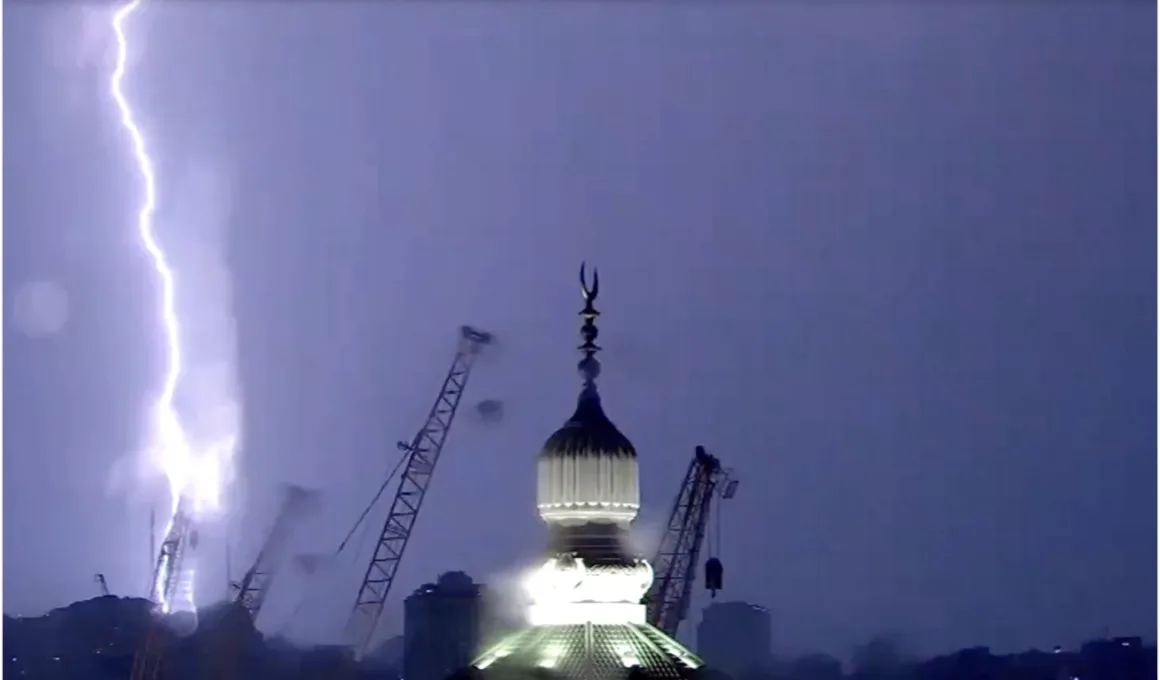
[[344, 326, 494, 659]]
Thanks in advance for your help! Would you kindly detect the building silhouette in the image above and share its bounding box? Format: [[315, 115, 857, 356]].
[[696, 601, 772, 678], [404, 571, 484, 680]]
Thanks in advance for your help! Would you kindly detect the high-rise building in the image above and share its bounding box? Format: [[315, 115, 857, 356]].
[[468, 265, 704, 680], [405, 571, 484, 680], [696, 602, 772, 678]]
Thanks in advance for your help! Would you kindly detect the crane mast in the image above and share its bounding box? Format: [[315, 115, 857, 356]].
[[150, 501, 197, 611], [345, 325, 494, 658], [646, 445, 736, 637]]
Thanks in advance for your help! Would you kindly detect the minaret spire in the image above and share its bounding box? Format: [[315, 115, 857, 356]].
[[578, 262, 602, 400]]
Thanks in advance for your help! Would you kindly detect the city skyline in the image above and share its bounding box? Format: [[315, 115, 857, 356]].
[[5, 0, 1155, 660]]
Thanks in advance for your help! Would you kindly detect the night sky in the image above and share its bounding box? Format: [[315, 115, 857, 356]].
[[4, 1, 1155, 660]]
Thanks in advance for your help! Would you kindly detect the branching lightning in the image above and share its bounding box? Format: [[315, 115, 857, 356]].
[[110, 0, 222, 616]]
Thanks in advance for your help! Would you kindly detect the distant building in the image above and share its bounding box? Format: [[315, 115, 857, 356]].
[[696, 601, 772, 678], [403, 571, 484, 680]]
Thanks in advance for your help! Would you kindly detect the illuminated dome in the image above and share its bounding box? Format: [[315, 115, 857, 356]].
[[537, 393, 640, 525], [469, 265, 703, 680], [536, 264, 640, 526]]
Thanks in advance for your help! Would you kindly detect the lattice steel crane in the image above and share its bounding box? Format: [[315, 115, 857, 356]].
[[130, 500, 198, 680], [207, 486, 322, 680], [345, 325, 494, 659], [646, 445, 738, 637], [231, 485, 321, 622]]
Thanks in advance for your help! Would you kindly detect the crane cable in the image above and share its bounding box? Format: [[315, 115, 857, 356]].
[[713, 489, 722, 558], [275, 452, 410, 636], [707, 477, 722, 559], [334, 451, 410, 555]]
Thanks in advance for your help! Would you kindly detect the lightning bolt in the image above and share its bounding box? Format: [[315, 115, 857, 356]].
[[110, 0, 198, 615]]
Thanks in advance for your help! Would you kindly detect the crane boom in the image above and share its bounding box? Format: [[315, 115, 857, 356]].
[[646, 445, 733, 637], [150, 501, 195, 610], [345, 325, 493, 658], [233, 485, 320, 622], [209, 486, 321, 680]]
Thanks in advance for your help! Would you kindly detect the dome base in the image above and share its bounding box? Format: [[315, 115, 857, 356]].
[[546, 523, 636, 564]]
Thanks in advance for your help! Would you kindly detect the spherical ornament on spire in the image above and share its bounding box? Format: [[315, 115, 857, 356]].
[[578, 356, 602, 384]]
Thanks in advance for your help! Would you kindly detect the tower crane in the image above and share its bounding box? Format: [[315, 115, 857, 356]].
[[345, 325, 494, 659], [646, 445, 738, 637]]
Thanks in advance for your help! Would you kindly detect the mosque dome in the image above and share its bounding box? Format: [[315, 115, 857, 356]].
[[536, 265, 640, 526], [540, 396, 637, 462], [536, 393, 641, 525], [467, 263, 704, 680]]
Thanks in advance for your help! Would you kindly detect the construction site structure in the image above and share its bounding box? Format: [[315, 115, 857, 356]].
[[205, 485, 322, 680], [231, 484, 321, 622], [150, 500, 197, 612], [130, 499, 198, 680], [646, 445, 739, 637], [345, 324, 495, 659]]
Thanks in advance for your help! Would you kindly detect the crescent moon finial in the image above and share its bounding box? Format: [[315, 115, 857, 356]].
[[576, 262, 602, 398], [580, 262, 599, 302]]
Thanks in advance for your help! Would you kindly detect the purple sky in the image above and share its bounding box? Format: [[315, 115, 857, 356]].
[[4, 1, 1155, 659]]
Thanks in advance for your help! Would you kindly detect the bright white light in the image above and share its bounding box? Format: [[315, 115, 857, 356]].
[[537, 643, 565, 668], [523, 558, 584, 604], [528, 602, 647, 626], [110, 0, 236, 612], [475, 644, 514, 670], [537, 502, 640, 524], [522, 557, 653, 610], [616, 644, 639, 668]]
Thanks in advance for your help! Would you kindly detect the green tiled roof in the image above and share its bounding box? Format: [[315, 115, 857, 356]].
[[472, 623, 702, 680]]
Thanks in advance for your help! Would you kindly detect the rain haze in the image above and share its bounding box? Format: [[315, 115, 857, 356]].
[[3, 0, 1155, 661]]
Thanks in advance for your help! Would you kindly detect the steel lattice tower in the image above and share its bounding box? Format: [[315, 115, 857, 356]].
[[345, 325, 494, 658], [646, 446, 736, 637]]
